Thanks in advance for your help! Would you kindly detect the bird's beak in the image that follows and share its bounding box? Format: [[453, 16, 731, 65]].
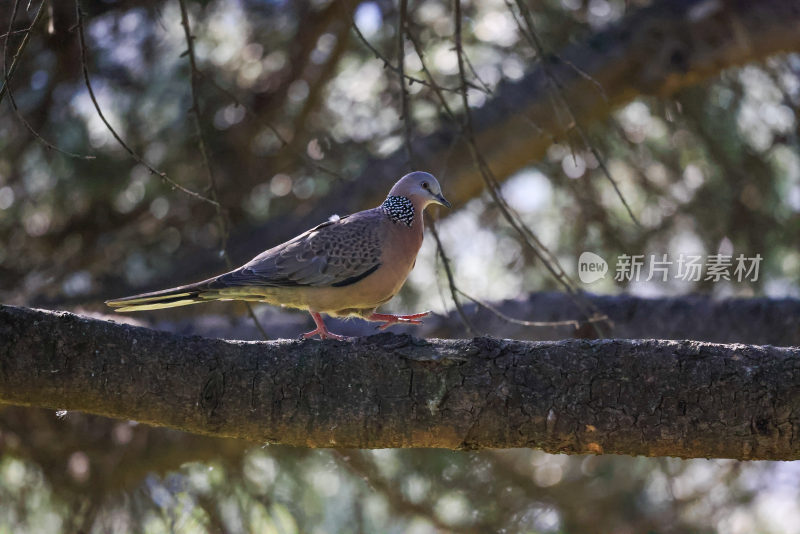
[[434, 194, 451, 209]]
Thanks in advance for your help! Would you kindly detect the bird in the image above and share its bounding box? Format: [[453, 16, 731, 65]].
[[105, 171, 451, 340]]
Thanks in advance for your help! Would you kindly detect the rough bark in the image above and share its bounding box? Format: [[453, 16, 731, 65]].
[[2, 304, 799, 459]]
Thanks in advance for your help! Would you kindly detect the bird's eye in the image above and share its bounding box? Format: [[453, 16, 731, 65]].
[[422, 182, 429, 189]]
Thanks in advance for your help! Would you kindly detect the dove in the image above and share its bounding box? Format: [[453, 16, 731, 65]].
[[105, 171, 451, 340]]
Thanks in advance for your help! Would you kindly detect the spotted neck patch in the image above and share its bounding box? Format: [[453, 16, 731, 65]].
[[381, 195, 415, 226]]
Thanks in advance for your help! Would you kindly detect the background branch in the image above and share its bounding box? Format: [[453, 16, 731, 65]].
[[2, 304, 798, 459]]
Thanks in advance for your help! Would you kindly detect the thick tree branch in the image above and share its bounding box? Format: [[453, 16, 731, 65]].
[[1, 304, 798, 459]]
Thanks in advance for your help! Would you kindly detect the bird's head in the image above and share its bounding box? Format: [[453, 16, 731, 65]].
[[388, 171, 451, 210]]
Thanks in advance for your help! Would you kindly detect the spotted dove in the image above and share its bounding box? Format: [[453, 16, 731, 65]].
[[105, 171, 451, 339]]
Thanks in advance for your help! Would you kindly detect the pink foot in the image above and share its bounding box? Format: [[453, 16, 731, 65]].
[[367, 311, 431, 330], [302, 312, 347, 340]]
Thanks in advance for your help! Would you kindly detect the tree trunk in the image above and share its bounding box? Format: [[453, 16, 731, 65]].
[[2, 304, 798, 459]]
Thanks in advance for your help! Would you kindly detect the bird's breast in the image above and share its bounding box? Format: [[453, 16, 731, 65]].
[[378, 221, 424, 288], [328, 222, 423, 311]]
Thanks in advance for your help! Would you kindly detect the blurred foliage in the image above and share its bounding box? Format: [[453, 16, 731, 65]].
[[2, 0, 800, 531], [3, 407, 789, 534]]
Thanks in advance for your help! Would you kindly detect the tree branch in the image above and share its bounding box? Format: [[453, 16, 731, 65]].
[[426, 292, 800, 346], [1, 304, 798, 459]]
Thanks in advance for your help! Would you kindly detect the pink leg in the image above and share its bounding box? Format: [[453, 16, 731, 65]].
[[367, 311, 431, 330], [302, 312, 347, 340]]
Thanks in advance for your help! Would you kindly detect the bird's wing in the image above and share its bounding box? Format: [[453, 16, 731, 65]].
[[214, 210, 386, 289]]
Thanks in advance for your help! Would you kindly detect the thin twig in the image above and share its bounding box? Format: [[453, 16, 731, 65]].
[[75, 0, 218, 206], [405, 27, 457, 122], [397, 0, 413, 168], [351, 21, 485, 94], [177, 0, 223, 225], [456, 288, 607, 330], [176, 0, 269, 340], [462, 47, 493, 95], [510, 0, 640, 227], [0, 0, 44, 105], [397, 6, 474, 335], [2, 0, 95, 159], [453, 0, 609, 337], [503, 0, 606, 102], [0, 28, 30, 40], [406, 23, 484, 334], [554, 53, 608, 102], [410, 3, 601, 336], [429, 218, 478, 335]]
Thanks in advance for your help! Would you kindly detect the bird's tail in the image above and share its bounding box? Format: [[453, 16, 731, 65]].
[[105, 279, 216, 312]]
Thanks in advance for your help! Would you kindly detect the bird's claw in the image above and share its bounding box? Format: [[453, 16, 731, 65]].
[[375, 317, 426, 330], [369, 311, 431, 330], [301, 311, 353, 340], [300, 327, 349, 341]]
